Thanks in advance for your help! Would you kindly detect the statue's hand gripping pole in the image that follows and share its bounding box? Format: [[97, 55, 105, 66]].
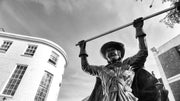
[[76, 1, 180, 46]]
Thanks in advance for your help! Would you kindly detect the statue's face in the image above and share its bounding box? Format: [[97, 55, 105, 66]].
[[105, 48, 121, 62]]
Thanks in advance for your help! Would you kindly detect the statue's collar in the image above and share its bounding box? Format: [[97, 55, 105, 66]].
[[106, 61, 122, 69]]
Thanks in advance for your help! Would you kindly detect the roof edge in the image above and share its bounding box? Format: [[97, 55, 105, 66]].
[[0, 31, 68, 67]]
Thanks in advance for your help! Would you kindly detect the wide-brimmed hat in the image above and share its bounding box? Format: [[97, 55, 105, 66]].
[[100, 41, 125, 59]]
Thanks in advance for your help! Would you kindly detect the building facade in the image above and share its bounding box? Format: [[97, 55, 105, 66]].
[[0, 32, 67, 101], [152, 34, 180, 101]]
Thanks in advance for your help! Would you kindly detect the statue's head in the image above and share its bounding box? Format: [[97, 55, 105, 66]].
[[100, 41, 125, 63]]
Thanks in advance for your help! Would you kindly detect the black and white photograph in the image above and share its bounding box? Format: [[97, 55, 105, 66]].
[[0, 0, 179, 101]]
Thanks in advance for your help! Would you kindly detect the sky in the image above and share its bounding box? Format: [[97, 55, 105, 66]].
[[0, 0, 180, 101]]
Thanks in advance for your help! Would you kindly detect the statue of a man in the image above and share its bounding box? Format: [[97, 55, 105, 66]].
[[78, 18, 160, 101]]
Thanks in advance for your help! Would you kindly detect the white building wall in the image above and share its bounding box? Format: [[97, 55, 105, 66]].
[[0, 32, 67, 101]]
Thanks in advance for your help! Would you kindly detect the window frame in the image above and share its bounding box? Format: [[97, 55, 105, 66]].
[[48, 51, 59, 66], [23, 44, 38, 57], [34, 71, 53, 101], [1, 64, 28, 97], [0, 40, 13, 53]]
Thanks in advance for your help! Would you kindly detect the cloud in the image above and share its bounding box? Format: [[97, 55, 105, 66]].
[[57, 0, 89, 12], [15, 0, 124, 14], [0, 1, 32, 33], [58, 71, 95, 100], [15, 0, 89, 13]]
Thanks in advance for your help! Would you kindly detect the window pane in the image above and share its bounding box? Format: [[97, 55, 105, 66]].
[[48, 51, 59, 66], [0, 41, 12, 52], [3, 64, 27, 96], [24, 45, 38, 56], [34, 71, 53, 101]]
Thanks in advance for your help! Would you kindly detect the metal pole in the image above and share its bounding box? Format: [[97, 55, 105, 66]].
[[76, 5, 177, 46]]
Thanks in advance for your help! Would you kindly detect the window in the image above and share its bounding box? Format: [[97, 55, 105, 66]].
[[24, 45, 38, 56], [0, 40, 12, 52], [2, 64, 27, 96], [34, 71, 53, 101], [48, 51, 59, 66]]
